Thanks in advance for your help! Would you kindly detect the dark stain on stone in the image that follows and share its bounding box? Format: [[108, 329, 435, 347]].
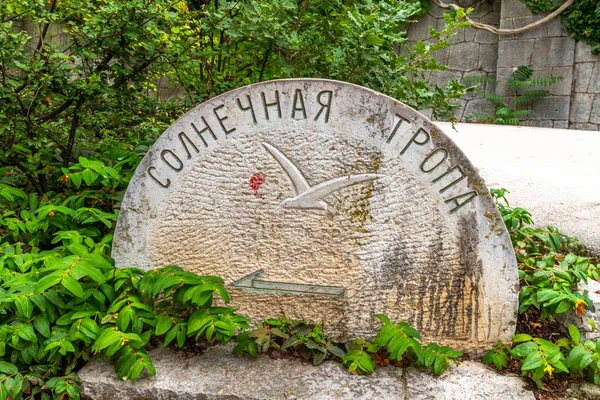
[[376, 212, 484, 343]]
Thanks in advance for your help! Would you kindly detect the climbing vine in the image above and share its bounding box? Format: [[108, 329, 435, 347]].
[[562, 0, 600, 54], [520, 0, 600, 54]]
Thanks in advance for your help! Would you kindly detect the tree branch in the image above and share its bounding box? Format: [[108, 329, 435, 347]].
[[259, 45, 272, 81], [62, 95, 85, 168], [432, 0, 575, 35], [8, 156, 44, 195], [293, 0, 311, 30], [35, 0, 58, 53]]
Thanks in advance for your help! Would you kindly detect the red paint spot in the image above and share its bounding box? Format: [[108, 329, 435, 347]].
[[249, 173, 265, 196]]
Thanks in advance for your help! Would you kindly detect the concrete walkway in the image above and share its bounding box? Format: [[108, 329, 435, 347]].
[[439, 122, 600, 255]]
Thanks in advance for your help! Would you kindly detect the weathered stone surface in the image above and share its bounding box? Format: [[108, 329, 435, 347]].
[[521, 120, 553, 128], [428, 69, 462, 88], [439, 122, 600, 255], [406, 14, 437, 42], [591, 95, 600, 124], [587, 63, 600, 94], [531, 96, 570, 120], [462, 98, 494, 121], [478, 45, 498, 72], [553, 121, 568, 129], [78, 346, 536, 400], [550, 66, 573, 96], [495, 68, 517, 96], [568, 381, 600, 400], [532, 38, 574, 67], [570, 93, 594, 123], [501, 0, 532, 19], [404, 361, 534, 400], [113, 80, 518, 353], [448, 42, 480, 71], [546, 16, 565, 38], [475, 29, 498, 44], [512, 16, 546, 39], [498, 39, 534, 68], [575, 41, 600, 63], [570, 122, 599, 131], [574, 63, 594, 93]]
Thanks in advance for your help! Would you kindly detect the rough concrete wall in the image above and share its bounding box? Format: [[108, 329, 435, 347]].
[[406, 0, 600, 130], [572, 41, 600, 131], [406, 0, 501, 122]]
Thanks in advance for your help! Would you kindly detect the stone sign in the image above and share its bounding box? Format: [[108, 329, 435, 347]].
[[113, 79, 518, 353]]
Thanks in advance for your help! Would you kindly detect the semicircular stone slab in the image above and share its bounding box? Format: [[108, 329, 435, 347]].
[[113, 79, 518, 353]]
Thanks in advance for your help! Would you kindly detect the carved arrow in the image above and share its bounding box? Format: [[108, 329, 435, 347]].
[[229, 270, 345, 299]]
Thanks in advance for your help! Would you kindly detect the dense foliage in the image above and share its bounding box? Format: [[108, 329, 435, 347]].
[[0, 0, 472, 200], [485, 189, 600, 389], [520, 0, 600, 54], [233, 314, 462, 376]]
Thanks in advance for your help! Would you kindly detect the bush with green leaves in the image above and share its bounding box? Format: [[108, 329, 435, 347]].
[[464, 65, 563, 125], [483, 188, 600, 388], [484, 325, 600, 388], [233, 316, 346, 366], [0, 237, 247, 400], [491, 188, 599, 320], [0, 0, 473, 201], [234, 314, 463, 377], [373, 315, 463, 376], [0, 154, 250, 399]]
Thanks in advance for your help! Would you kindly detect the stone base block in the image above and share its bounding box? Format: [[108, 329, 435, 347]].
[[79, 346, 535, 400]]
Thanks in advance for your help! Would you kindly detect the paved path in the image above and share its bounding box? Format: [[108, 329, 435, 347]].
[[439, 122, 600, 254]]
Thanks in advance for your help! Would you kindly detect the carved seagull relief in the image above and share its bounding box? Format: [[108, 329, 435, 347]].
[[262, 142, 385, 211]]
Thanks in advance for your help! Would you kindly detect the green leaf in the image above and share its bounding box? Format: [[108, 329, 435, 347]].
[[313, 351, 327, 366], [16, 323, 37, 342], [34, 272, 62, 293], [0, 361, 18, 375], [521, 352, 544, 371], [555, 299, 572, 314], [93, 329, 121, 352], [511, 342, 537, 358], [61, 275, 84, 298], [512, 333, 533, 343], [33, 315, 51, 338], [156, 315, 173, 336], [327, 344, 346, 359], [568, 324, 581, 345], [536, 289, 559, 303], [73, 260, 106, 283]]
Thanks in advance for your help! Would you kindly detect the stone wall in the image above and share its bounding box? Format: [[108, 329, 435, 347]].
[[406, 0, 600, 130]]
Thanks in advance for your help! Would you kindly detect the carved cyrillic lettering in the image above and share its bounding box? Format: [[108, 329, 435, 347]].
[[261, 91, 281, 120], [420, 148, 448, 173], [291, 89, 307, 119], [432, 165, 467, 194], [213, 104, 236, 134], [160, 150, 184, 172], [236, 95, 257, 123], [386, 114, 410, 143], [178, 132, 199, 159], [445, 191, 477, 213], [400, 127, 430, 155], [191, 117, 217, 147], [148, 166, 170, 188], [314, 90, 332, 123]]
